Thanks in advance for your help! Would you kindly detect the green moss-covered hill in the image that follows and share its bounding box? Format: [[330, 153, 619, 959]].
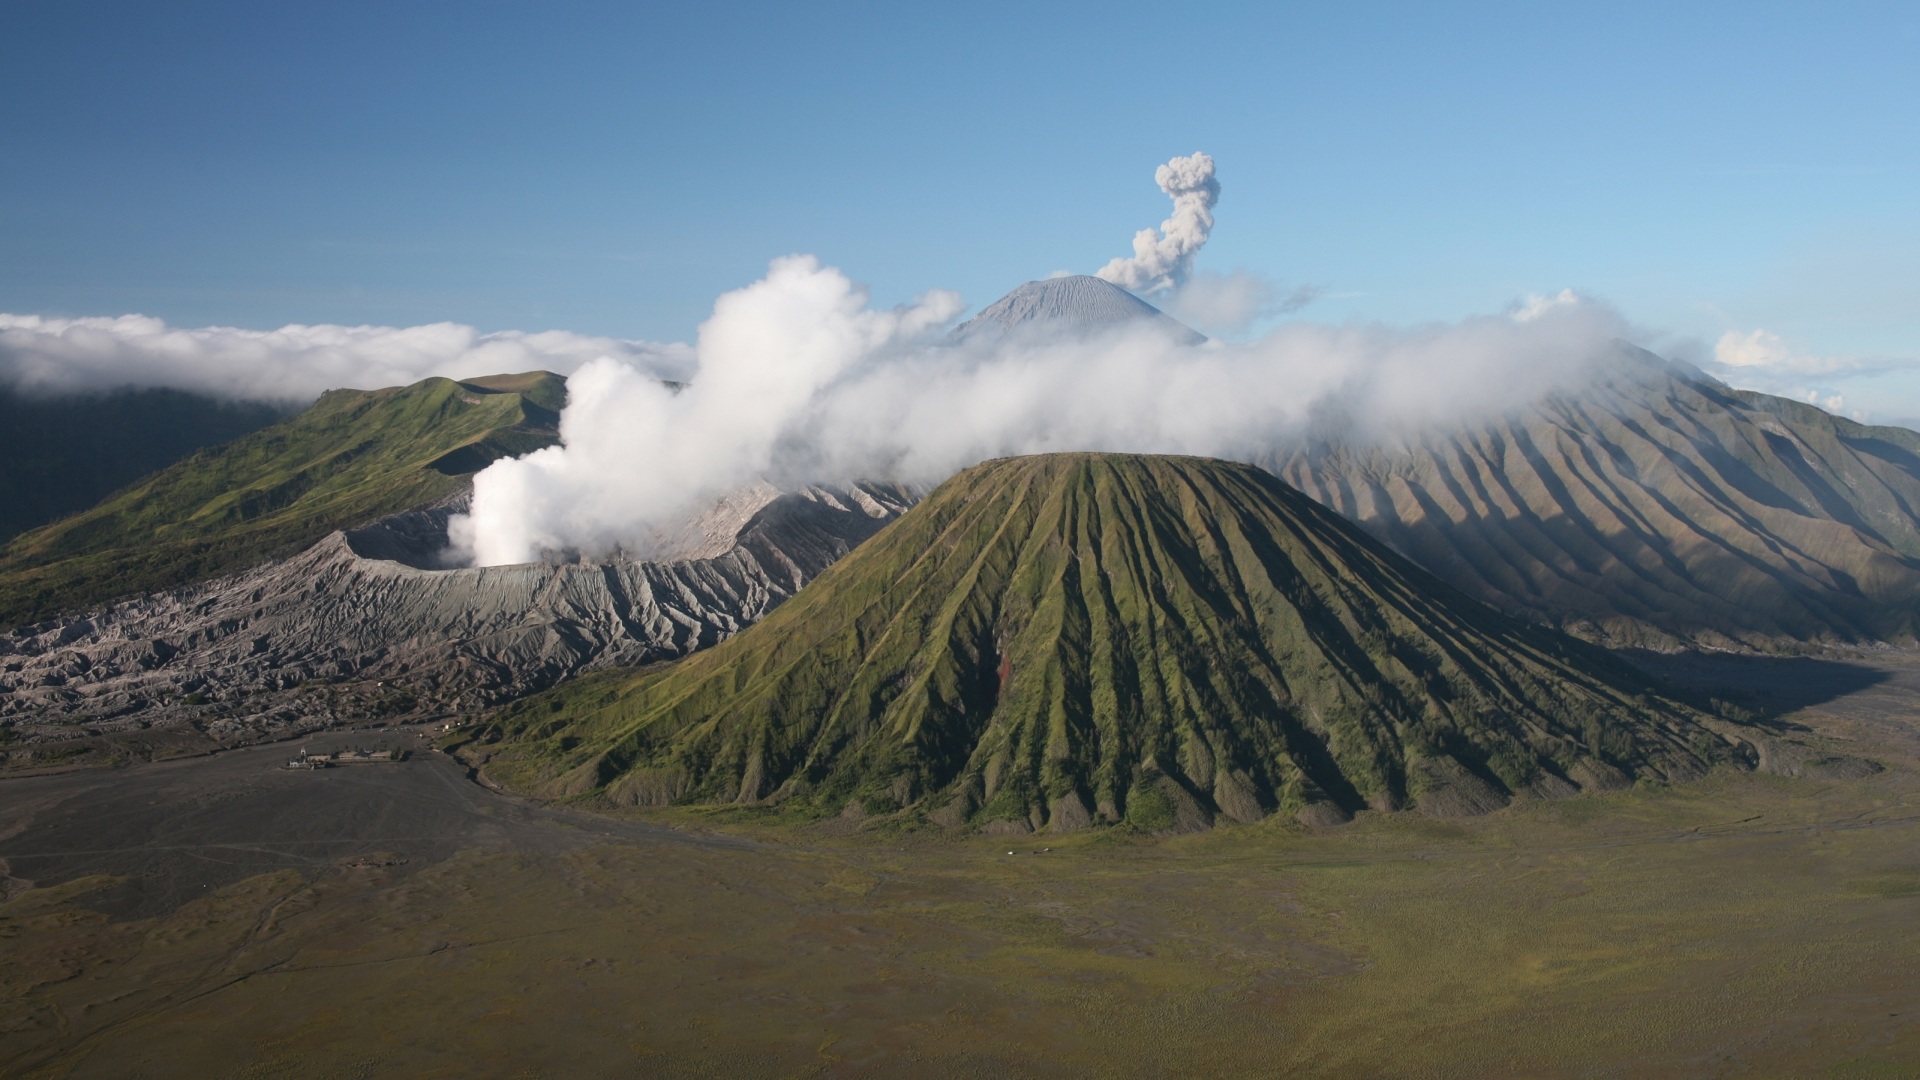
[[0, 371, 565, 627], [480, 453, 1744, 832]]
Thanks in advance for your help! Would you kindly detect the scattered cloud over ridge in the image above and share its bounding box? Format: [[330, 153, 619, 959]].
[[0, 313, 693, 402], [1096, 152, 1220, 296], [1714, 328, 1868, 376], [1704, 327, 1920, 422], [1512, 289, 1585, 323], [0, 144, 1705, 568], [449, 255, 1633, 566], [1164, 270, 1320, 337]]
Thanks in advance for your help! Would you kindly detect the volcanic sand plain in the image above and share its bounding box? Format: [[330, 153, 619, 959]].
[[4, 653, 1920, 1078]]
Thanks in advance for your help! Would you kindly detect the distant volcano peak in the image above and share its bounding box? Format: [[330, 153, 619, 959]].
[[952, 275, 1206, 345]]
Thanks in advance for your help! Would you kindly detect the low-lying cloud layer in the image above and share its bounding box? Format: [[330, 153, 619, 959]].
[[0, 314, 692, 402], [1163, 270, 1320, 337], [448, 255, 1633, 566]]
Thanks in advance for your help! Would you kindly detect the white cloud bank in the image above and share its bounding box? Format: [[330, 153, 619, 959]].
[[448, 255, 1634, 566], [0, 313, 692, 402]]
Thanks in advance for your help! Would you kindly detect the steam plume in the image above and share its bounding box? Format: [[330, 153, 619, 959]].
[[1095, 152, 1220, 295], [448, 256, 962, 566]]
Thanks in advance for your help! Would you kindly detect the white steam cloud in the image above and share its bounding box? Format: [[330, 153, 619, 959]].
[[0, 313, 692, 402], [449, 256, 962, 565], [1095, 152, 1220, 295], [450, 256, 1632, 567]]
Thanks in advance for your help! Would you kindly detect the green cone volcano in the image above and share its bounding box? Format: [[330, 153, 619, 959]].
[[481, 453, 1743, 830]]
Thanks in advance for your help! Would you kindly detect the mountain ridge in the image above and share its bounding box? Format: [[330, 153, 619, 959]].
[[1267, 348, 1920, 647], [475, 453, 1744, 830], [0, 386, 290, 545], [2, 481, 913, 756], [0, 371, 567, 628]]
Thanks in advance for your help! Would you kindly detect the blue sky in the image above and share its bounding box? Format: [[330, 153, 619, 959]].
[[3, 1, 1917, 409]]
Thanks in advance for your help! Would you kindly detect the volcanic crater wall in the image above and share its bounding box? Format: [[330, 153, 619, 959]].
[[1, 483, 914, 748]]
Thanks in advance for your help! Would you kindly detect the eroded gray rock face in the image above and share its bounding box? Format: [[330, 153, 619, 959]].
[[1, 482, 914, 748], [1263, 350, 1920, 646]]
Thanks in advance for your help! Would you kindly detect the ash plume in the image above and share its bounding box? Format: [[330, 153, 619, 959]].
[[1095, 152, 1221, 295]]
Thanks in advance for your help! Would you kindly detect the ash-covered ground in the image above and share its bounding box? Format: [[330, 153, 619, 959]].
[[4, 652, 1920, 1078]]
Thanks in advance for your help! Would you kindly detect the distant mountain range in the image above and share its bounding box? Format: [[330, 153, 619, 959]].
[[957, 276, 1920, 647], [10, 276, 1920, 775], [0, 386, 287, 545]]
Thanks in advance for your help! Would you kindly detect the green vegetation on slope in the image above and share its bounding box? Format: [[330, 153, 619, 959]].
[[0, 371, 564, 627], [481, 453, 1742, 830], [0, 387, 289, 545]]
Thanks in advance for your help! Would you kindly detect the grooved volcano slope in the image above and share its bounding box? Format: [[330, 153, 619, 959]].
[[1268, 352, 1920, 646], [951, 275, 1205, 345], [485, 454, 1742, 830]]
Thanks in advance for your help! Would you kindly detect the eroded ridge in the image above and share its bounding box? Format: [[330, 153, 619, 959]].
[[480, 453, 1748, 830]]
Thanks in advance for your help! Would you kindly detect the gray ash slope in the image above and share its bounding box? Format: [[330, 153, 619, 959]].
[[2, 483, 911, 749], [1267, 351, 1920, 647], [951, 275, 1205, 345]]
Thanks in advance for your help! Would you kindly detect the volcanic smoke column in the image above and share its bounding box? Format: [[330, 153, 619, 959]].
[[1095, 152, 1219, 296]]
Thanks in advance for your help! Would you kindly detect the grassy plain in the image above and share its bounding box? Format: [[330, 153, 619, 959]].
[[3, 653, 1919, 1077]]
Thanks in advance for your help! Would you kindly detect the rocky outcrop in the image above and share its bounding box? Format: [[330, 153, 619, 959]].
[[1, 482, 913, 748]]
